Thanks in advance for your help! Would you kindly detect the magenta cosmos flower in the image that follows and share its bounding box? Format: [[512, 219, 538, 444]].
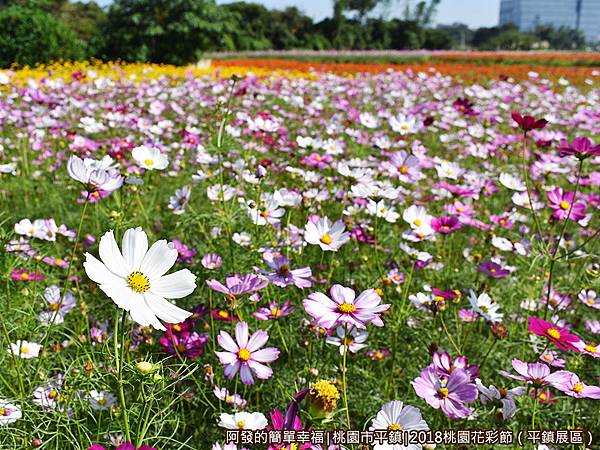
[[159, 329, 209, 359], [527, 317, 581, 351], [412, 366, 477, 419], [511, 112, 548, 132], [302, 284, 390, 330], [558, 137, 600, 160], [477, 261, 510, 279], [431, 216, 462, 234], [546, 187, 587, 222], [215, 322, 279, 385], [88, 444, 156, 450], [10, 269, 45, 281]]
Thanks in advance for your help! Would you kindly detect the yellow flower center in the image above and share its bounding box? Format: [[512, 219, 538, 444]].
[[50, 303, 59, 311], [413, 219, 422, 227], [559, 201, 570, 210], [98, 398, 107, 406], [400, 165, 408, 174], [539, 392, 547, 400], [49, 390, 58, 399], [271, 308, 281, 317], [320, 234, 332, 245], [584, 344, 597, 353], [279, 264, 290, 275], [547, 328, 561, 339], [236, 420, 246, 429], [127, 271, 150, 293], [338, 303, 356, 314], [20, 273, 31, 280], [388, 423, 402, 430], [55, 259, 64, 265], [21, 347, 29, 354], [144, 159, 155, 166], [237, 348, 251, 361], [225, 395, 233, 403], [0, 409, 5, 416], [438, 387, 449, 398], [310, 380, 340, 412], [573, 383, 584, 394]]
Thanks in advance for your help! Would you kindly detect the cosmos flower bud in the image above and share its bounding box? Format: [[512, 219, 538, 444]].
[[136, 361, 154, 374], [308, 379, 340, 419]]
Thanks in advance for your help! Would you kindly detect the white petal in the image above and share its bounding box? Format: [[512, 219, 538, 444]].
[[151, 270, 196, 299], [121, 227, 148, 270], [99, 230, 130, 277], [83, 253, 124, 286], [129, 294, 165, 330], [98, 282, 134, 310], [140, 240, 177, 279], [144, 291, 192, 324]]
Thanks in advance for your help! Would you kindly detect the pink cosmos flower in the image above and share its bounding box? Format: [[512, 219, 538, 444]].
[[432, 352, 479, 382], [260, 252, 312, 289], [253, 301, 296, 321], [500, 359, 570, 387], [201, 252, 222, 270], [431, 216, 462, 234], [548, 371, 600, 399], [546, 187, 587, 222], [207, 273, 269, 299], [527, 317, 582, 351], [172, 239, 197, 264], [10, 269, 45, 281], [302, 284, 390, 330], [215, 322, 279, 385], [411, 366, 477, 419]]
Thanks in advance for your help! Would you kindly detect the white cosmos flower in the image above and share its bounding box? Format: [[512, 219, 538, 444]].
[[469, 290, 503, 323], [0, 399, 22, 425], [369, 400, 429, 450], [402, 205, 433, 229], [9, 340, 41, 359], [304, 217, 350, 252], [89, 390, 117, 411], [132, 145, 169, 170], [83, 227, 195, 331], [218, 411, 268, 430], [367, 200, 400, 223], [499, 173, 526, 191]]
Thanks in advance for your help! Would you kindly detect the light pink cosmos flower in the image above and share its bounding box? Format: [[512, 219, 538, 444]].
[[411, 366, 477, 419], [302, 284, 390, 330], [304, 217, 350, 252], [548, 371, 600, 399], [215, 322, 279, 385], [500, 359, 570, 387]]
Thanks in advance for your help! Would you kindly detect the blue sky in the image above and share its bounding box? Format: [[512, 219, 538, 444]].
[[96, 0, 502, 27]]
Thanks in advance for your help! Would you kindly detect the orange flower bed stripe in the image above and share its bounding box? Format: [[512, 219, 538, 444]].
[[213, 58, 597, 85]]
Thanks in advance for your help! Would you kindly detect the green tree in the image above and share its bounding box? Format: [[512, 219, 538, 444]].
[[101, 0, 234, 64], [0, 5, 83, 67]]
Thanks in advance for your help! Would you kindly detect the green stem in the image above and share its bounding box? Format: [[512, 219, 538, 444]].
[[341, 325, 351, 429], [114, 309, 131, 442], [36, 193, 90, 374]]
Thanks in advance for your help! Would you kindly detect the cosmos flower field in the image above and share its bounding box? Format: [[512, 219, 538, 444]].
[[0, 60, 599, 449]]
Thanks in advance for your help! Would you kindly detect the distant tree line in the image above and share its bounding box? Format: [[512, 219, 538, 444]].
[[0, 0, 590, 68]]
